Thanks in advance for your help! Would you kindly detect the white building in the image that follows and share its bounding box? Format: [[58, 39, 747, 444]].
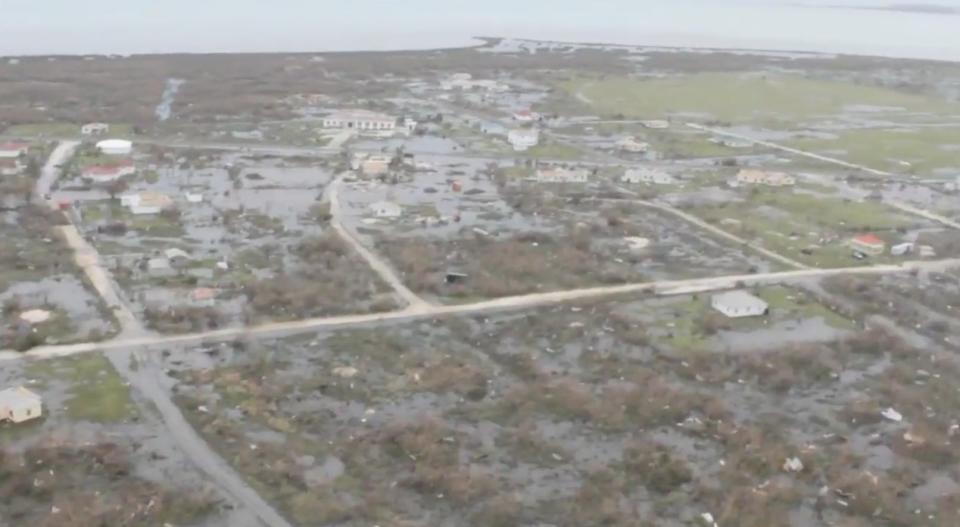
[[441, 73, 508, 92], [323, 110, 396, 132], [361, 155, 392, 176], [711, 290, 769, 319], [370, 200, 402, 218], [0, 142, 29, 159], [737, 169, 796, 187], [622, 168, 675, 185], [81, 122, 110, 136], [508, 129, 539, 152], [121, 191, 173, 215], [147, 257, 174, 277], [96, 139, 133, 156], [641, 120, 670, 129], [0, 158, 24, 176], [535, 167, 590, 183], [891, 242, 914, 256], [0, 387, 43, 424], [617, 136, 650, 153]]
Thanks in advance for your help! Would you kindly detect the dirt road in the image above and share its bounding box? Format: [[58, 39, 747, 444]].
[[326, 177, 432, 311], [10, 256, 959, 363], [609, 188, 810, 270], [37, 142, 144, 337], [106, 349, 292, 527]]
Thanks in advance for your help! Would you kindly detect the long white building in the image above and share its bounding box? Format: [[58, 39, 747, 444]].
[[323, 110, 397, 131]]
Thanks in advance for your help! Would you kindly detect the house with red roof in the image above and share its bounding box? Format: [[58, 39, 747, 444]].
[[0, 142, 30, 159], [850, 234, 886, 256], [512, 109, 539, 122], [82, 160, 135, 183]]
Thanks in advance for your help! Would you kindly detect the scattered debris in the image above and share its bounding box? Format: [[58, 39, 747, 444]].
[[882, 407, 904, 423], [783, 457, 804, 472]]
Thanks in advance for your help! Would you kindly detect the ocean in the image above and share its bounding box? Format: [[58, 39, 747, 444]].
[[1, 0, 958, 61]]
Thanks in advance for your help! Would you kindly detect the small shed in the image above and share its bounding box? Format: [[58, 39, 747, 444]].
[[0, 387, 43, 423]]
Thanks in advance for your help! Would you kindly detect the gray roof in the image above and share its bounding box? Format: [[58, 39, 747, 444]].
[[0, 387, 41, 409], [711, 290, 768, 311]]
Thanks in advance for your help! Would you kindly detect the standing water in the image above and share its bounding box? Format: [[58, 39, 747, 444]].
[[155, 78, 185, 121]]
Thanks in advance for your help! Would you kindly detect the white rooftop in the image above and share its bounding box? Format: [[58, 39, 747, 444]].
[[711, 290, 768, 311]]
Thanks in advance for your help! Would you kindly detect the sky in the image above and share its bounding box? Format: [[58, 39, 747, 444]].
[[2, 0, 960, 60]]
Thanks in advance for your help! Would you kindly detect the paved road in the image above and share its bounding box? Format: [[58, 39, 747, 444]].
[[326, 177, 432, 311], [36, 142, 144, 338], [609, 187, 810, 270], [8, 256, 959, 363], [687, 123, 960, 231]]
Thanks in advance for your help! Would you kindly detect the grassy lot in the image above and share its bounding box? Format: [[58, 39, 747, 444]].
[[2, 122, 134, 138], [25, 353, 137, 423], [562, 73, 959, 124], [661, 286, 855, 351], [521, 140, 585, 160], [2, 122, 78, 138], [686, 187, 916, 268], [788, 126, 960, 176]]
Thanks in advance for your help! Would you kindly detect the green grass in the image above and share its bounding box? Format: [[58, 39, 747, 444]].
[[687, 187, 914, 268], [757, 286, 856, 331], [25, 354, 137, 423], [788, 126, 960, 176], [660, 286, 854, 351], [563, 73, 960, 124], [2, 122, 78, 137], [522, 141, 584, 160]]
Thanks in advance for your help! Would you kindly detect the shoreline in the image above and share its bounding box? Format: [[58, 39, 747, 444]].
[[2, 34, 958, 66]]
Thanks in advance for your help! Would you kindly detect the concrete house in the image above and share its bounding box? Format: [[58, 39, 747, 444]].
[[370, 200, 402, 218], [83, 160, 135, 183], [850, 234, 886, 256], [535, 167, 590, 183], [190, 287, 217, 307], [147, 257, 174, 277], [0, 141, 29, 159], [641, 120, 670, 129], [622, 168, 675, 185], [97, 139, 133, 156], [0, 387, 43, 424], [81, 122, 110, 136], [121, 191, 174, 215], [711, 290, 769, 319], [323, 110, 396, 132], [361, 156, 392, 176], [507, 129, 540, 152], [513, 109, 539, 122], [617, 136, 650, 153], [737, 169, 796, 187], [0, 158, 24, 176], [891, 242, 914, 256]]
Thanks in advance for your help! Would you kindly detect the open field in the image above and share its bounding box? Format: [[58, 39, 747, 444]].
[[561, 73, 960, 124], [788, 126, 960, 176]]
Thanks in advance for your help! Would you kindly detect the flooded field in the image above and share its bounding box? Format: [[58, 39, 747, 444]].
[[167, 285, 960, 526], [0, 205, 117, 350], [62, 150, 397, 332]]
